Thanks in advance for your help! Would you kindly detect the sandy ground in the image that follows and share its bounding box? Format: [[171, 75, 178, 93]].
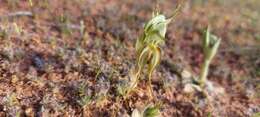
[[0, 0, 259, 117]]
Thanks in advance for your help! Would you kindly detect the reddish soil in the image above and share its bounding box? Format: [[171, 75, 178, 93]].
[[0, 0, 259, 117]]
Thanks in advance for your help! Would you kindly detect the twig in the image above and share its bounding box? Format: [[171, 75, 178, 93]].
[[7, 11, 33, 17], [0, 11, 33, 20]]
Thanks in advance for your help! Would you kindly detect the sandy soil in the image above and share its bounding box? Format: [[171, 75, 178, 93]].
[[0, 0, 259, 117]]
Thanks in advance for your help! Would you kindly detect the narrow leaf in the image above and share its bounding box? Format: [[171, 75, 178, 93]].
[[148, 46, 161, 76]]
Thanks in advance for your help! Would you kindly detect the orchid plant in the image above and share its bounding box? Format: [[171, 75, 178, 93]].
[[199, 27, 221, 87], [127, 5, 181, 98]]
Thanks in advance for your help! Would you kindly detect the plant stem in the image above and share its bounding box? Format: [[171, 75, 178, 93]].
[[126, 68, 141, 96], [148, 72, 153, 99], [199, 59, 210, 87]]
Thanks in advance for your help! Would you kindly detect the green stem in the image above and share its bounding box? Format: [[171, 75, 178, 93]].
[[199, 59, 210, 87], [148, 72, 153, 99]]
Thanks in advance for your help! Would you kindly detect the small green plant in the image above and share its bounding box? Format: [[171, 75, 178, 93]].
[[13, 23, 22, 35], [77, 83, 92, 108], [127, 5, 181, 98], [78, 95, 92, 107], [57, 14, 72, 36], [131, 104, 161, 117], [199, 27, 221, 87], [117, 81, 129, 97]]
